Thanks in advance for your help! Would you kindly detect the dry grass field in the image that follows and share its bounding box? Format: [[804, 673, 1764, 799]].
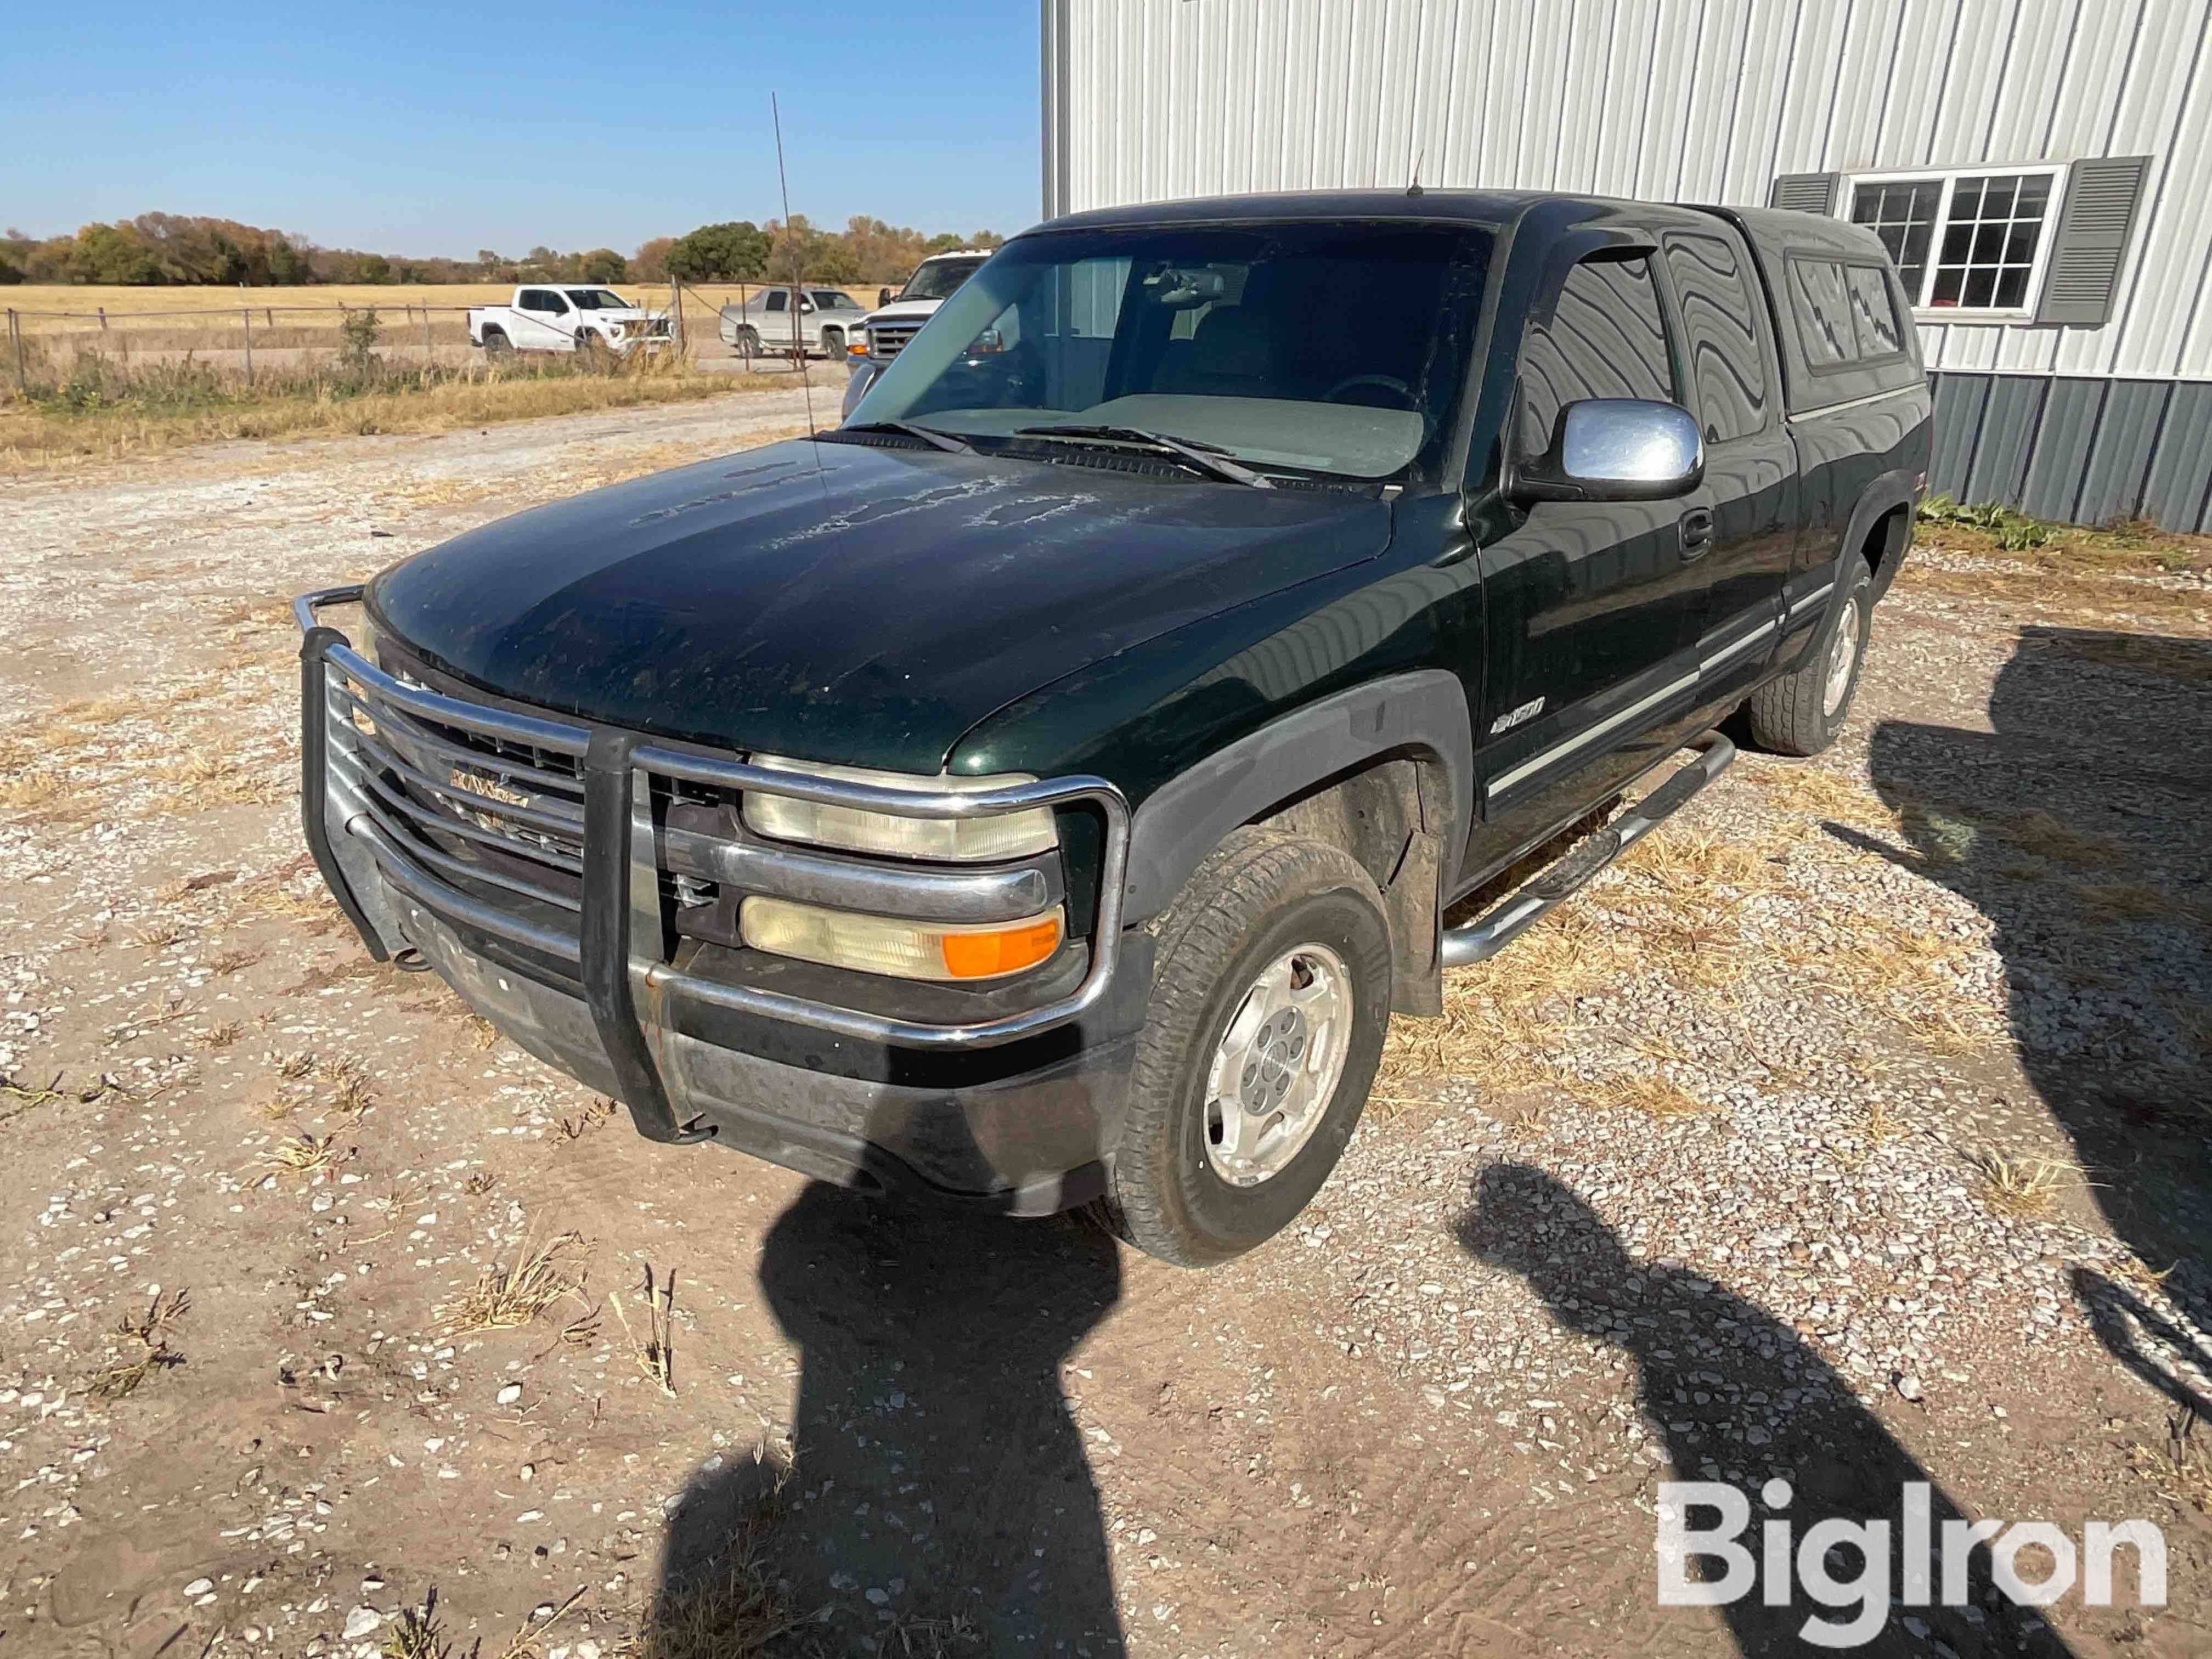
[[4, 282, 881, 331], [0, 279, 866, 471]]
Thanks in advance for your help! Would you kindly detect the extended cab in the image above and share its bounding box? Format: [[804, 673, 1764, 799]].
[[297, 191, 1929, 1266], [468, 286, 672, 359], [842, 249, 994, 414]]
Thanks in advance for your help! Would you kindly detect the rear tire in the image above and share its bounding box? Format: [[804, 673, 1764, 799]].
[[1746, 558, 1873, 757], [735, 325, 760, 360], [1094, 829, 1391, 1267], [482, 328, 511, 357]]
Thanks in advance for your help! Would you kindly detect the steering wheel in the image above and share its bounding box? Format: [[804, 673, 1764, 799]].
[[1325, 374, 1417, 408]]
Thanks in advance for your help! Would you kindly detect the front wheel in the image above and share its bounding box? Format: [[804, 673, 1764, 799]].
[[819, 328, 844, 359], [1745, 558, 1872, 757], [1094, 828, 1391, 1267]]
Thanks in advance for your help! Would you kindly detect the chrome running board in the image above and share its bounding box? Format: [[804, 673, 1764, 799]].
[[1440, 731, 1737, 968]]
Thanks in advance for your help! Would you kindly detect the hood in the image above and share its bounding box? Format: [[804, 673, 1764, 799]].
[[861, 299, 944, 326], [367, 439, 1394, 773]]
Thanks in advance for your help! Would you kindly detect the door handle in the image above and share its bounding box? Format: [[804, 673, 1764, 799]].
[[1679, 507, 1714, 558]]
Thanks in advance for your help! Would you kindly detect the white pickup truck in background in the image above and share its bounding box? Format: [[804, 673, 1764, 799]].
[[716, 286, 870, 359], [467, 286, 673, 359]]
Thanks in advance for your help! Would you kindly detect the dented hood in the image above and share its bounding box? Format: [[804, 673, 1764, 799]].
[[367, 438, 1393, 772]]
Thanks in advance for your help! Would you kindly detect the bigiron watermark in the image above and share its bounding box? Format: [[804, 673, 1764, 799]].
[[1656, 1479, 2168, 1648]]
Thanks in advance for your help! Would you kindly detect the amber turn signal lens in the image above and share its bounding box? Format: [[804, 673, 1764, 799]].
[[740, 899, 1064, 983], [939, 913, 1063, 979]]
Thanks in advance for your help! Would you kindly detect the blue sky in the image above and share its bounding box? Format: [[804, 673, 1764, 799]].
[[4, 1, 1042, 257]]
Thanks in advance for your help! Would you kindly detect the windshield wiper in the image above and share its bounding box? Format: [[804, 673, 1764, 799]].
[[840, 420, 973, 455], [1014, 424, 1274, 489]]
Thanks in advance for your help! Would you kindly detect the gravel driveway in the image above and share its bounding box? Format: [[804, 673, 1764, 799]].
[[0, 401, 2204, 1657]]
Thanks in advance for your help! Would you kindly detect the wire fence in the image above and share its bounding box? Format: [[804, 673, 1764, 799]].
[[2, 279, 879, 397]]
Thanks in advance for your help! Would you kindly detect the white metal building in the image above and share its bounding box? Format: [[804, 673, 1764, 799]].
[[1038, 0, 2212, 529]]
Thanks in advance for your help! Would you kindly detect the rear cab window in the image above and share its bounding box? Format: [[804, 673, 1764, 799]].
[[1661, 231, 1773, 443]]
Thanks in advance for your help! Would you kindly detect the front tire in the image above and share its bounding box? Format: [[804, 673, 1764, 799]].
[[1096, 829, 1391, 1267], [819, 328, 844, 359], [1745, 558, 1872, 757]]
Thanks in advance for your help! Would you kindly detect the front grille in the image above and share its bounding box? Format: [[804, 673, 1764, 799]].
[[324, 658, 593, 952], [868, 321, 922, 359], [299, 583, 1131, 1054]]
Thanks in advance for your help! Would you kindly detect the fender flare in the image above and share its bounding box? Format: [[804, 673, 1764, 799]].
[[1121, 669, 1474, 928], [1793, 472, 1917, 662]]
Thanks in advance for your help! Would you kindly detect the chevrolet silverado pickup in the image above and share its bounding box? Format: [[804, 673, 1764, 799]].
[[469, 285, 673, 360], [297, 190, 1931, 1266]]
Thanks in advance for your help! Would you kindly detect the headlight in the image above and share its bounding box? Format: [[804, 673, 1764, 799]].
[[742, 755, 1058, 862], [741, 898, 1063, 981]]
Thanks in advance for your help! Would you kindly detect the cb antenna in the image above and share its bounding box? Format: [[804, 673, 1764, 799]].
[[1407, 147, 1425, 197], [771, 91, 817, 435]]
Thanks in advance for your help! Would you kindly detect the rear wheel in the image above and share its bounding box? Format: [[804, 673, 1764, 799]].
[[1094, 829, 1391, 1267], [481, 327, 512, 357], [1745, 558, 1873, 757], [735, 325, 760, 360]]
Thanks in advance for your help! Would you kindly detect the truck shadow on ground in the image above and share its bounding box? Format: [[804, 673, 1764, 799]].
[[1461, 1163, 2079, 1657], [653, 1178, 1126, 1656], [1852, 624, 2212, 1404]]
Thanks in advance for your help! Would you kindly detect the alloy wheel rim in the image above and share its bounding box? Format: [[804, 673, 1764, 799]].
[[1201, 943, 1355, 1187], [1823, 608, 1860, 717]]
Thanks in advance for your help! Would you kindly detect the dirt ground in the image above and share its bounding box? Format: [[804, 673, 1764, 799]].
[[0, 398, 2205, 1658]]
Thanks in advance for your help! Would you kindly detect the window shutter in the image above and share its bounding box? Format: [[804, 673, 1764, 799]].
[[2036, 155, 2152, 325], [1769, 173, 1841, 215]]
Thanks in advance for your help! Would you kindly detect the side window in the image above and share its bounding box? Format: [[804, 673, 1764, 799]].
[[1661, 233, 1770, 443], [1789, 258, 1855, 367], [541, 290, 571, 314], [764, 290, 787, 313], [1519, 255, 1675, 454], [517, 289, 549, 313], [1844, 264, 1904, 357]]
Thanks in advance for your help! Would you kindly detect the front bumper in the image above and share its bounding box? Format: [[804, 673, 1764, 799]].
[[408, 904, 1139, 1212], [295, 588, 1141, 1210]]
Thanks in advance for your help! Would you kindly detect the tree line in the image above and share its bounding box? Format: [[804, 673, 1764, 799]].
[[0, 212, 1005, 289]]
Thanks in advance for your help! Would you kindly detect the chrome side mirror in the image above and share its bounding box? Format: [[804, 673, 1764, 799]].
[[1519, 397, 1705, 503]]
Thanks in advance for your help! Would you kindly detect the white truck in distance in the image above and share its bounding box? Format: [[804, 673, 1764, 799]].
[[467, 286, 673, 359], [842, 249, 992, 415], [716, 287, 870, 359]]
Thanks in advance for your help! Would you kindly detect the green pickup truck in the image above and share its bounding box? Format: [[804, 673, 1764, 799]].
[[296, 188, 1931, 1265]]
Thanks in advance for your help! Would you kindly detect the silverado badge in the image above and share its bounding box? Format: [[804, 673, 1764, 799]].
[[1490, 696, 1546, 735], [448, 765, 529, 809]]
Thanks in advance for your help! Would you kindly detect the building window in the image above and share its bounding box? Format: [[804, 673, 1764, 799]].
[[1844, 166, 2063, 317]]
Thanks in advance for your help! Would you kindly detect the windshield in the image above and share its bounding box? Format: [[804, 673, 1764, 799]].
[[566, 289, 631, 310], [849, 223, 1493, 481], [811, 290, 860, 310], [896, 256, 987, 302]]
